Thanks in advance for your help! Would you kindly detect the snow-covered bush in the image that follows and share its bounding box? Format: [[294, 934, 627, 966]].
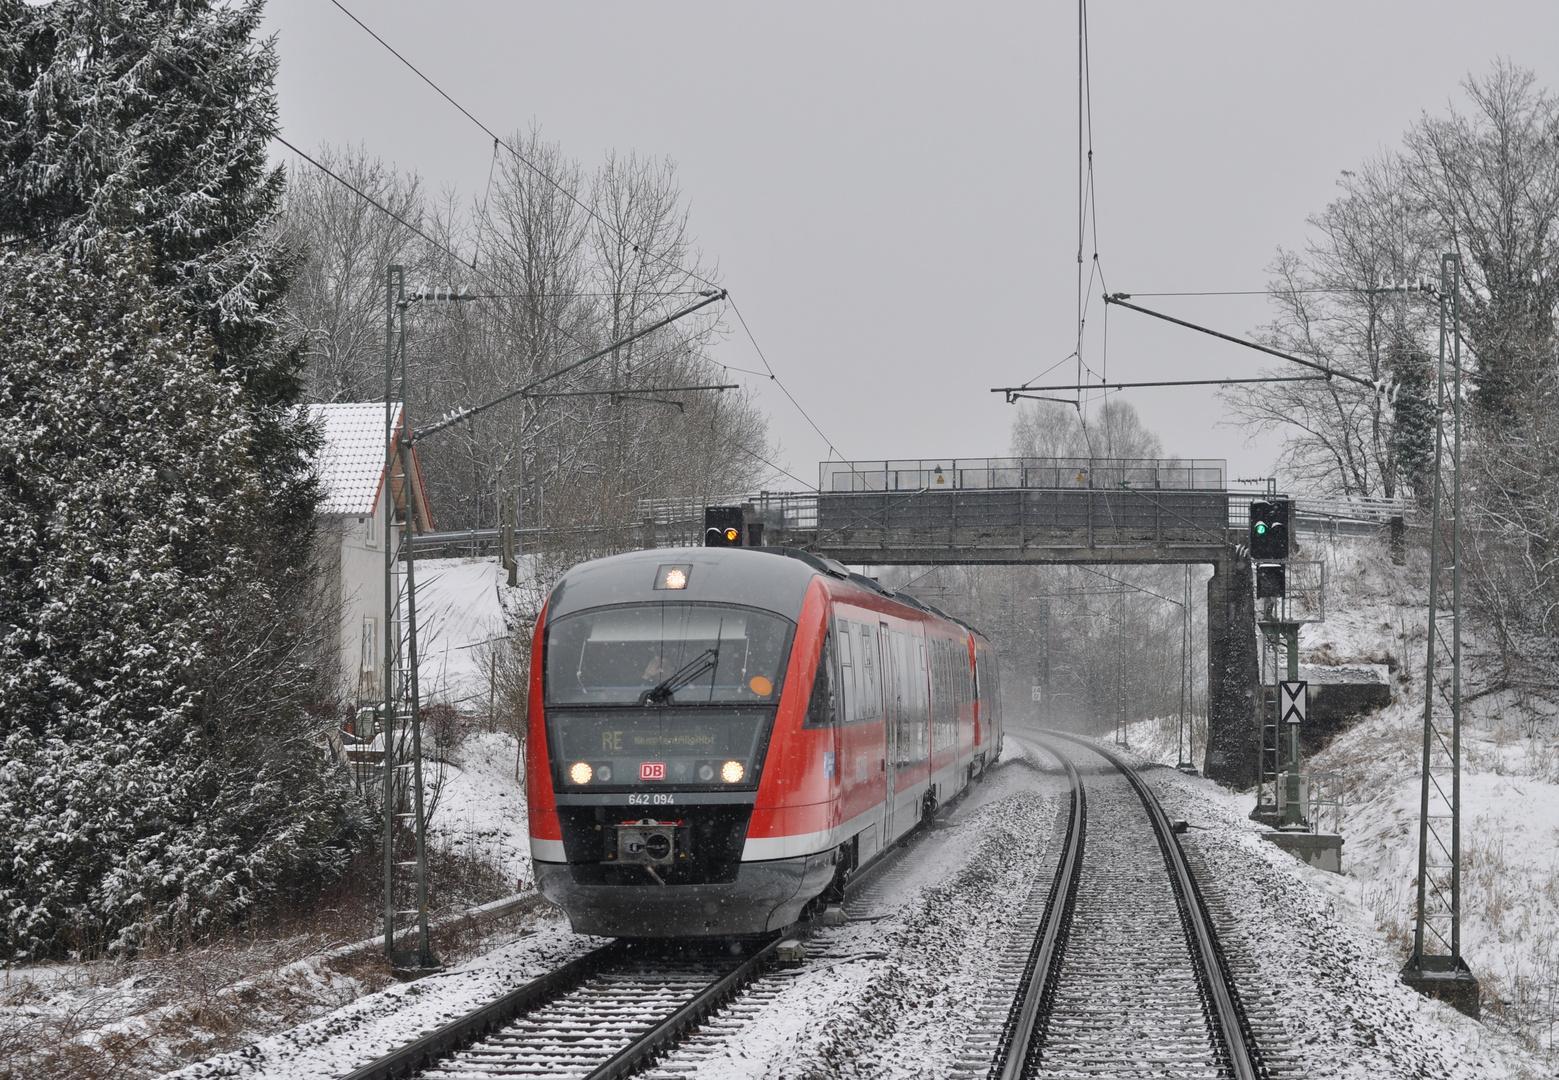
[[0, 247, 367, 961]]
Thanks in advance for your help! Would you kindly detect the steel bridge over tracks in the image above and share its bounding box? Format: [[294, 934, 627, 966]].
[[637, 459, 1411, 788]]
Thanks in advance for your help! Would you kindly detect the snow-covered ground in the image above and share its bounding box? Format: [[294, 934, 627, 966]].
[[1128, 532, 1559, 1068], [152, 744, 1071, 1080], [21, 538, 1555, 1079], [1134, 748, 1546, 1079], [157, 717, 1555, 1079], [412, 555, 542, 711], [0, 553, 541, 1080], [156, 921, 595, 1080], [428, 731, 532, 891]]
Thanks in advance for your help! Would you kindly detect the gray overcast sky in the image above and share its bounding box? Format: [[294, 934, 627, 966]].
[[262, 1, 1559, 488]]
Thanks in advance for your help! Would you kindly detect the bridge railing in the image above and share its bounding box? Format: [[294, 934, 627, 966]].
[[634, 485, 1415, 552], [820, 457, 1227, 493]]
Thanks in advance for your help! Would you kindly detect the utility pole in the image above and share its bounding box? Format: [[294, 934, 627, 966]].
[[381, 267, 399, 963], [1115, 585, 1127, 747], [375, 278, 728, 973], [1402, 253, 1478, 1016]]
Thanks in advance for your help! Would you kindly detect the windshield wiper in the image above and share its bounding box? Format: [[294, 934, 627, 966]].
[[639, 647, 719, 706]]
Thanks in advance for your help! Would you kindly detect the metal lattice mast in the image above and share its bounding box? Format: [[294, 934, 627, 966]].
[[1404, 252, 1477, 1014], [380, 266, 436, 970], [381, 266, 401, 955]]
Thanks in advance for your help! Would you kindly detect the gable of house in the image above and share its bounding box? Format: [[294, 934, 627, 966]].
[[307, 402, 432, 530]]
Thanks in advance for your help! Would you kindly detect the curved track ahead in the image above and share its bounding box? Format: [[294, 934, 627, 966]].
[[990, 733, 1262, 1080]]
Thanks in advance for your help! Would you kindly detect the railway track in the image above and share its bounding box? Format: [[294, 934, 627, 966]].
[[989, 733, 1263, 1080], [340, 811, 917, 1080], [342, 740, 1263, 1080]]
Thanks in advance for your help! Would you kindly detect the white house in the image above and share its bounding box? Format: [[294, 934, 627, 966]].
[[308, 402, 433, 710]]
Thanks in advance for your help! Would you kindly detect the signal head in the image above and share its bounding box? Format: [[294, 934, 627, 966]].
[[1249, 498, 1291, 559], [704, 506, 745, 547]]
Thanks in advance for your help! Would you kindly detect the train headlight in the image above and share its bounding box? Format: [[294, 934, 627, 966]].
[[721, 760, 745, 784], [698, 763, 715, 781], [596, 764, 612, 783], [569, 761, 593, 785]]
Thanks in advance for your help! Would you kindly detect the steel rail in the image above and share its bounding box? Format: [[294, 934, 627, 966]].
[[582, 937, 783, 1080], [1044, 731, 1261, 1080], [990, 742, 1086, 1080], [580, 768, 980, 1079], [339, 941, 626, 1080]]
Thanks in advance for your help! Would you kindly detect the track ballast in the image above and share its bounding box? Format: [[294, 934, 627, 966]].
[[989, 733, 1264, 1080]]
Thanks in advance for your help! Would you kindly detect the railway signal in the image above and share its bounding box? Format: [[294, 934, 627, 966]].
[[1249, 499, 1290, 560], [704, 506, 744, 546]]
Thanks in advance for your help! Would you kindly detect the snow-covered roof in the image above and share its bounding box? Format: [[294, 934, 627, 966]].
[[307, 403, 433, 528], [308, 403, 396, 516]]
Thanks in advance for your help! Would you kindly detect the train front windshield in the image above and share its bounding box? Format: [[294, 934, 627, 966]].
[[543, 603, 794, 790]]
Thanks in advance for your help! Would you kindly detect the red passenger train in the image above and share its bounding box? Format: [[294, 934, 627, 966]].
[[527, 546, 1004, 937]]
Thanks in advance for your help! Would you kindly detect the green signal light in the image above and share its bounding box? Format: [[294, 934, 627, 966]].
[[1255, 522, 1268, 535]]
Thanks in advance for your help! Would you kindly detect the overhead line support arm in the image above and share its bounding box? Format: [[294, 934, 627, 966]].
[[1102, 293, 1379, 391], [992, 375, 1327, 402]]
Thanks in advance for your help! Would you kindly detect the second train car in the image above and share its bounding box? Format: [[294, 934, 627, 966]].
[[527, 545, 1003, 937]]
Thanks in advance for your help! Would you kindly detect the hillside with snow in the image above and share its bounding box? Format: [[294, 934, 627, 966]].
[[1131, 532, 1559, 1064]]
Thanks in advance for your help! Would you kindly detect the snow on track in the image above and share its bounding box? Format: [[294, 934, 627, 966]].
[[1121, 742, 1549, 1080], [641, 751, 1071, 1079]]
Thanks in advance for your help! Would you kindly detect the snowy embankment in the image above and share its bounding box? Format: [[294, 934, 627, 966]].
[[1129, 532, 1559, 1068], [165, 730, 1555, 1080], [411, 555, 539, 710], [157, 743, 1072, 1080], [429, 731, 533, 891]]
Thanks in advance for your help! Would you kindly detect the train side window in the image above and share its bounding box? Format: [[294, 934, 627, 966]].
[[915, 638, 930, 763], [933, 639, 954, 752], [836, 620, 856, 723], [858, 623, 882, 721], [804, 629, 837, 728]]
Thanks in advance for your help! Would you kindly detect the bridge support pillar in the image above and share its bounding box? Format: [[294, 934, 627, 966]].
[[1205, 554, 1258, 787]]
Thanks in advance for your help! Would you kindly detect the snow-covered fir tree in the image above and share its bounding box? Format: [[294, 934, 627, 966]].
[[0, 2, 368, 958], [0, 0, 315, 535], [0, 247, 367, 959]]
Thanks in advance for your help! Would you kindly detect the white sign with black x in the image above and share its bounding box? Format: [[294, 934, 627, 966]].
[[1280, 680, 1308, 725]]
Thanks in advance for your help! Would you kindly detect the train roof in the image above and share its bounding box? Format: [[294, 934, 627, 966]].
[[547, 546, 825, 624], [545, 545, 993, 642]]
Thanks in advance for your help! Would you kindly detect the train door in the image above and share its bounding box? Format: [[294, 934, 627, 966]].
[[879, 621, 898, 843]]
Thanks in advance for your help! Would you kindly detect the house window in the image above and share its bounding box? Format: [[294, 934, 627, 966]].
[[361, 617, 378, 673], [364, 512, 377, 548]]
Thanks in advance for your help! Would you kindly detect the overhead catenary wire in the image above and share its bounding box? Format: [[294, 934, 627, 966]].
[[106, 0, 841, 480], [726, 295, 845, 467], [276, 135, 475, 271], [88, 4, 651, 373], [1074, 564, 1185, 608]]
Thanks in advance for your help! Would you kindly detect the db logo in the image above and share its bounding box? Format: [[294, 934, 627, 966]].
[[639, 762, 667, 781]]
